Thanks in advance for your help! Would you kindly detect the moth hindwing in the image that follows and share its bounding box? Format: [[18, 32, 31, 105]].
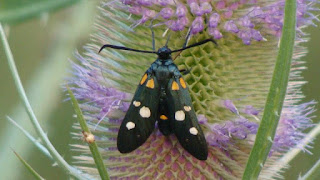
[[117, 72, 160, 153]]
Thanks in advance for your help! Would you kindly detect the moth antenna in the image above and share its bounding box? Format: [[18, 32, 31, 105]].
[[171, 38, 217, 53], [99, 44, 157, 54], [149, 17, 159, 51], [151, 28, 155, 51]]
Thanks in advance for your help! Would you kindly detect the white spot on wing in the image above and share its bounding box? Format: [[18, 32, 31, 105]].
[[133, 101, 141, 107], [139, 106, 151, 118], [184, 106, 191, 112], [189, 127, 198, 135], [175, 110, 185, 121], [126, 122, 135, 130]]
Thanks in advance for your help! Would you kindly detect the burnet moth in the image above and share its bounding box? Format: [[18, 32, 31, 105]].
[[99, 33, 216, 160]]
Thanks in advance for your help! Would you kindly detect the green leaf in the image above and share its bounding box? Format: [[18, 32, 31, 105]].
[[0, 0, 80, 24], [13, 150, 45, 180], [6, 116, 51, 159], [242, 0, 297, 179], [67, 87, 110, 180]]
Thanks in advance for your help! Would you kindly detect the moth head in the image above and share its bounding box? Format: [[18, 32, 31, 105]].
[[157, 46, 172, 60]]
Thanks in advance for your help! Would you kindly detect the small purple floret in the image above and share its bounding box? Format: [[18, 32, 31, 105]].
[[238, 30, 252, 45], [128, 6, 142, 15], [208, 13, 220, 28], [208, 28, 223, 39], [156, 0, 172, 6], [200, 2, 213, 14], [223, 100, 239, 115], [176, 4, 187, 18], [239, 16, 254, 28], [197, 114, 208, 124], [160, 7, 174, 19], [140, 9, 156, 23], [189, 2, 202, 16], [216, 1, 225, 9], [249, 7, 265, 18], [243, 105, 260, 116], [191, 16, 204, 34], [137, 0, 153, 6], [224, 20, 239, 33], [251, 29, 263, 41]]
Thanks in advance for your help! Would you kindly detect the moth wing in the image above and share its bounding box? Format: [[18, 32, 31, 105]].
[[166, 76, 208, 160], [157, 98, 172, 136], [117, 73, 160, 153]]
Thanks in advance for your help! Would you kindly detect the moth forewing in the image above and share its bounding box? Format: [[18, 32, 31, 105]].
[[117, 73, 160, 153], [167, 76, 208, 160]]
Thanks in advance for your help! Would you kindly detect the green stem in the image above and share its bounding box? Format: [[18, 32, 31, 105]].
[[6, 116, 95, 179], [242, 0, 296, 179], [301, 158, 320, 180], [0, 24, 87, 180], [68, 88, 110, 180], [0, 0, 80, 23]]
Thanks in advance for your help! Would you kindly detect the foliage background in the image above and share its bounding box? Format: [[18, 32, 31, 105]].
[[0, 1, 319, 179]]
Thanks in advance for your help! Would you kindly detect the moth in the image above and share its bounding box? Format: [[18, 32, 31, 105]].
[[99, 38, 216, 160]]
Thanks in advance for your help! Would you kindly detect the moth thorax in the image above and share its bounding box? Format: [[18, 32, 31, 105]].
[[157, 47, 172, 60]]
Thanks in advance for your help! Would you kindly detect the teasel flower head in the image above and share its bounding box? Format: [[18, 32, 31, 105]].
[[67, 0, 318, 179]]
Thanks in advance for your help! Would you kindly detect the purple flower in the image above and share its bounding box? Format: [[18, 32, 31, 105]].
[[67, 0, 318, 179], [114, 0, 318, 44]]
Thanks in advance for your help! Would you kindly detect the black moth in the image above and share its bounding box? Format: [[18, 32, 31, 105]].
[[99, 38, 216, 160]]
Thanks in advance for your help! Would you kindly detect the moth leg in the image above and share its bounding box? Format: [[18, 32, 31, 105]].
[[179, 68, 192, 75]]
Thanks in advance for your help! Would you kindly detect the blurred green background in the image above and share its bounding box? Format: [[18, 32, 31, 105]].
[[0, 1, 319, 179]]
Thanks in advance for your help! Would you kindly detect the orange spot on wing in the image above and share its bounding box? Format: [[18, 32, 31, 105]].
[[160, 115, 168, 120], [172, 81, 179, 90], [179, 77, 187, 88], [140, 74, 148, 85], [146, 78, 155, 89]]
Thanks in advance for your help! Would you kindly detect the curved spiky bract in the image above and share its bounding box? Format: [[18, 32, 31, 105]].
[[67, 1, 318, 179]]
